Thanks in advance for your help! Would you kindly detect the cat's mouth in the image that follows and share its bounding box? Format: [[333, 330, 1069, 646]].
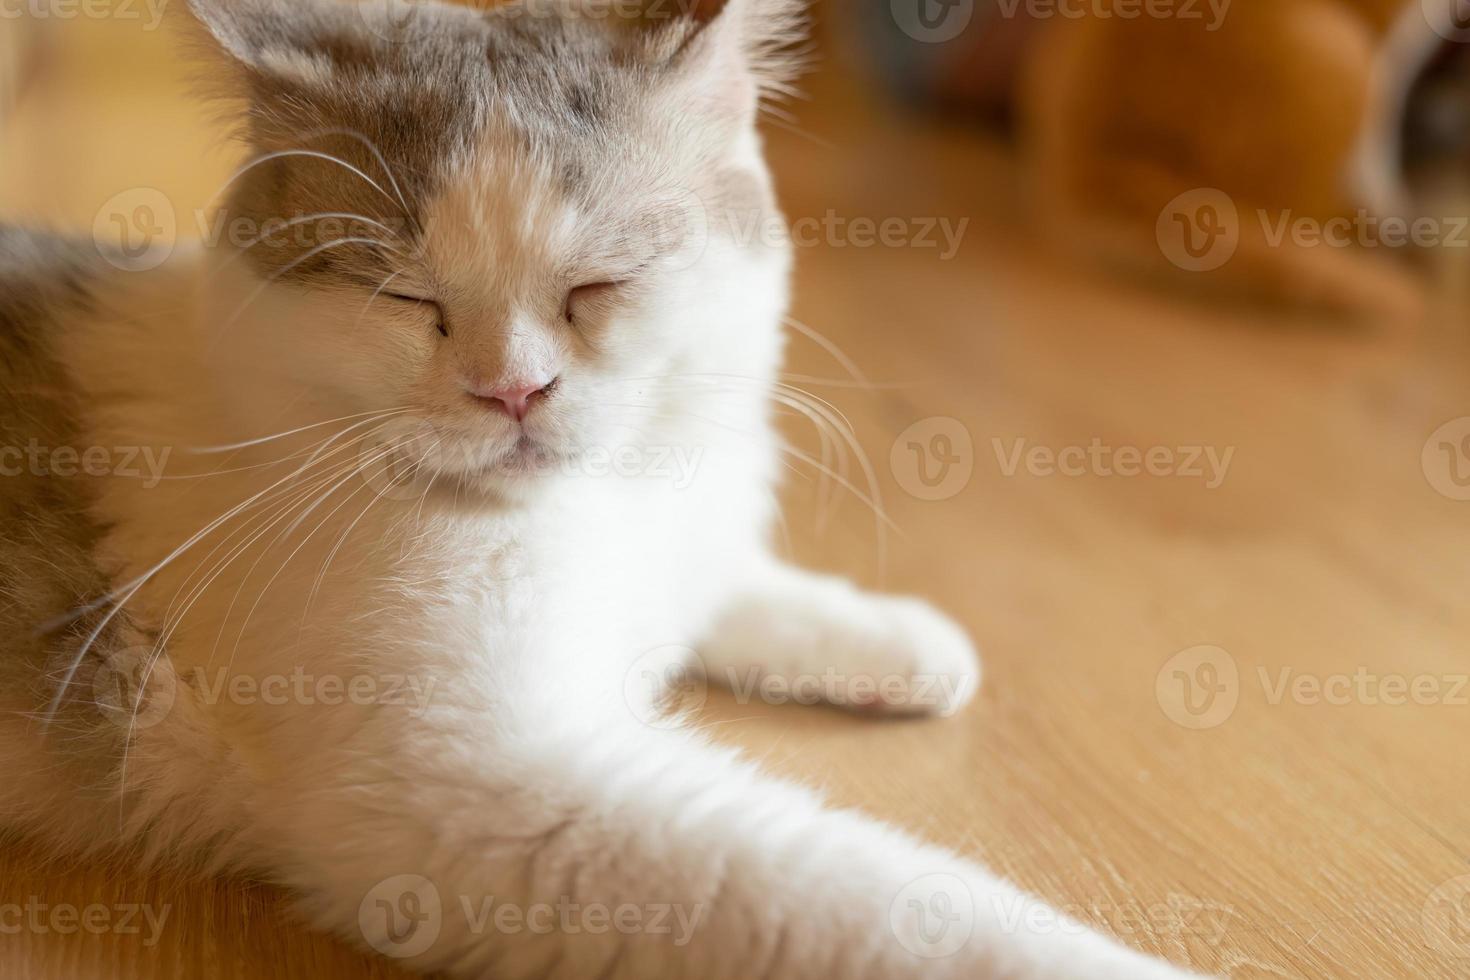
[[503, 434, 561, 464], [475, 434, 573, 478]]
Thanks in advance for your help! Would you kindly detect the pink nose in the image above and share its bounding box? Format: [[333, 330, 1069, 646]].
[[470, 379, 554, 422]]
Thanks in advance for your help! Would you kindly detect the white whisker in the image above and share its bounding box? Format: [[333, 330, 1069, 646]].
[[209, 149, 403, 215]]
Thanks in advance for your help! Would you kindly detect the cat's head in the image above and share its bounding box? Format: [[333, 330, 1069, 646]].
[[182, 0, 802, 501]]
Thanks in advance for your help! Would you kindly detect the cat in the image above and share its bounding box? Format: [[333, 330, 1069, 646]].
[[0, 0, 1200, 976], [1019, 0, 1433, 321]]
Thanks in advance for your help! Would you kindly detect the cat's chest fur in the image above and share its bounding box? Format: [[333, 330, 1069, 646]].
[[100, 451, 736, 679]]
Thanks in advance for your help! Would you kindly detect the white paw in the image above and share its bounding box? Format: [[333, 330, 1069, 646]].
[[827, 595, 981, 717], [708, 575, 982, 717]]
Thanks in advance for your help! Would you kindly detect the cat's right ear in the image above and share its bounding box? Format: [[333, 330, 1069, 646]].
[[175, 0, 319, 82], [175, 0, 405, 99], [620, 0, 809, 127]]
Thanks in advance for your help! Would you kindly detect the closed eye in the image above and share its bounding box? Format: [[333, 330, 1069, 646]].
[[564, 279, 633, 324], [384, 291, 448, 337]]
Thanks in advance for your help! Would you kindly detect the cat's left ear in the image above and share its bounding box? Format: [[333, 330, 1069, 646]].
[[632, 0, 809, 121]]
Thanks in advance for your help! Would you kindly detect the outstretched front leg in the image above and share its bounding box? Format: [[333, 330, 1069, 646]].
[[700, 558, 981, 716], [228, 640, 1195, 980]]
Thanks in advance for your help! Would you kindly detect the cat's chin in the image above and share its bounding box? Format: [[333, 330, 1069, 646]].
[[425, 436, 578, 504], [483, 435, 574, 477]]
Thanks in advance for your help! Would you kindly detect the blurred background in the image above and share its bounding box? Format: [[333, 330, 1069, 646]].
[[3, 1, 1470, 977]]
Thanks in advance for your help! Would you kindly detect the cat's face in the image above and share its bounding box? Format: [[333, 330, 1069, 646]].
[[188, 0, 799, 500]]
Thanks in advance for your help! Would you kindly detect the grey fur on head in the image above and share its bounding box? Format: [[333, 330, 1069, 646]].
[[175, 0, 806, 287]]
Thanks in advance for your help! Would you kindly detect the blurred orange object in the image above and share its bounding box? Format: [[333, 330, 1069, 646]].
[[0, 13, 43, 123]]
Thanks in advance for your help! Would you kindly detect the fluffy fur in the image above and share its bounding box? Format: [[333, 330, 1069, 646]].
[[0, 0, 1199, 976]]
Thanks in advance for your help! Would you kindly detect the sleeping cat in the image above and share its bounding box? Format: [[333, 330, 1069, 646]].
[[0, 0, 1198, 976], [1020, 0, 1431, 320]]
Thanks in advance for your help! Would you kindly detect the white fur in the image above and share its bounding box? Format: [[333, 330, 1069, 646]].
[[3, 3, 1205, 976]]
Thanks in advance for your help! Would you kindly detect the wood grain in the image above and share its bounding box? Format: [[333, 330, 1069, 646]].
[[1, 11, 1468, 980]]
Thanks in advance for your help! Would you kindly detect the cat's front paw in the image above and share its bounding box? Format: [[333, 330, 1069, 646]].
[[828, 594, 981, 717], [708, 568, 982, 718]]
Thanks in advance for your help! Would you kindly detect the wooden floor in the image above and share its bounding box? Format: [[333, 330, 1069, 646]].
[[4, 13, 1470, 980]]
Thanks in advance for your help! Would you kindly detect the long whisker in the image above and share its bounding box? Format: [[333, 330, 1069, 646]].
[[776, 441, 902, 537], [187, 407, 411, 455], [38, 412, 407, 727], [152, 424, 400, 672], [156, 435, 395, 658], [191, 470, 351, 663], [356, 271, 406, 327], [299, 127, 419, 234], [222, 438, 415, 667], [304, 437, 437, 618], [770, 387, 890, 581], [204, 211, 402, 281], [783, 316, 869, 384], [117, 454, 367, 809], [209, 149, 403, 215], [629, 373, 892, 579], [217, 237, 404, 334]]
